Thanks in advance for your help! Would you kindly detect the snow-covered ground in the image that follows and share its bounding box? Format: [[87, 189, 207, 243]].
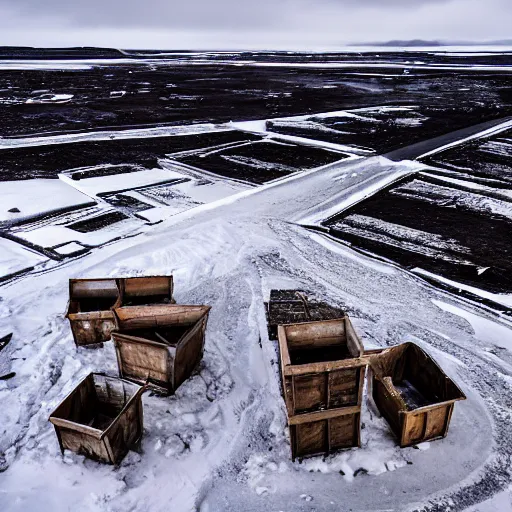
[[1, 153, 512, 512], [0, 179, 95, 225]]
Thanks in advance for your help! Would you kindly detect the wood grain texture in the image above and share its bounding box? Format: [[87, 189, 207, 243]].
[[278, 316, 366, 415], [118, 275, 174, 306], [112, 305, 210, 395], [66, 278, 121, 346], [49, 373, 144, 464], [369, 342, 466, 448], [289, 406, 360, 459]]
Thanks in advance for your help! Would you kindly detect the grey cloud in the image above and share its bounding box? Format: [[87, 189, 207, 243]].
[[3, 0, 460, 30], [0, 0, 510, 46]]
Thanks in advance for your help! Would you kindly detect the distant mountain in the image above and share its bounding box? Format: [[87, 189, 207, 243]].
[[351, 40, 442, 47], [353, 39, 512, 47]]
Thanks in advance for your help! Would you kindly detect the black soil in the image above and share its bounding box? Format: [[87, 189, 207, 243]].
[[325, 177, 512, 294], [0, 131, 260, 181], [0, 53, 511, 139], [67, 211, 128, 233], [177, 140, 347, 184]]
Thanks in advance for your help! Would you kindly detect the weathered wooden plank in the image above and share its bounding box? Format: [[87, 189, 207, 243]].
[[284, 358, 366, 376], [0, 333, 13, 352], [49, 373, 144, 464], [288, 406, 360, 425], [278, 317, 366, 415], [119, 276, 174, 306], [369, 342, 466, 448], [289, 406, 360, 459], [49, 417, 103, 438], [344, 317, 364, 358], [112, 305, 210, 395]]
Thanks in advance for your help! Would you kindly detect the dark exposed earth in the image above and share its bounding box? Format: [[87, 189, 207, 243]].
[[1, 47, 512, 512]]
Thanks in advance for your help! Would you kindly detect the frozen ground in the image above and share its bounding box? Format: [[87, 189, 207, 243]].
[[1, 152, 512, 512], [1, 48, 512, 512]]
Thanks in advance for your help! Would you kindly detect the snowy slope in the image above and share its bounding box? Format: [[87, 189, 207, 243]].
[[0, 155, 511, 512]]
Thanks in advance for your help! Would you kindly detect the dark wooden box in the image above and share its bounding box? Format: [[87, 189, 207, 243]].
[[118, 275, 174, 306], [49, 373, 144, 464], [369, 342, 466, 447], [278, 317, 366, 415], [288, 406, 361, 460], [112, 304, 210, 394], [66, 278, 120, 346], [266, 289, 344, 340]]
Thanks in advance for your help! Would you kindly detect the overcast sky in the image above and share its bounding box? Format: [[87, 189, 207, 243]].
[[0, 0, 510, 49]]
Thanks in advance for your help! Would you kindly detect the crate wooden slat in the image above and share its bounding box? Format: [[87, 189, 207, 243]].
[[288, 406, 361, 459], [369, 342, 466, 447], [278, 317, 366, 416], [118, 275, 174, 307], [66, 278, 121, 346], [49, 373, 144, 464], [112, 304, 210, 394]]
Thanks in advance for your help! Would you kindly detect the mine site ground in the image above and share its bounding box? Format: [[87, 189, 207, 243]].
[[1, 48, 512, 512]]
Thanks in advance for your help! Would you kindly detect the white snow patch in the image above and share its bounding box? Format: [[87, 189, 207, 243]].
[[415, 269, 512, 308], [0, 180, 94, 224], [433, 300, 512, 352], [0, 238, 48, 277], [26, 93, 73, 104], [59, 168, 186, 197]]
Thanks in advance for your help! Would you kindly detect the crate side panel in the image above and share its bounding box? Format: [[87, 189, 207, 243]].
[[295, 419, 327, 458], [174, 326, 204, 389], [116, 338, 169, 385], [328, 367, 360, 408], [425, 405, 450, 440], [403, 412, 426, 446], [373, 378, 403, 438], [69, 315, 116, 345], [59, 427, 110, 463], [106, 398, 143, 464], [293, 373, 327, 413], [330, 412, 359, 449]]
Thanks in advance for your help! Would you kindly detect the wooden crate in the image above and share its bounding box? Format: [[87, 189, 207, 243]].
[[278, 317, 366, 415], [369, 342, 466, 448], [288, 406, 361, 459], [49, 373, 145, 464], [266, 289, 344, 340], [118, 275, 174, 306], [112, 304, 211, 394], [66, 278, 120, 346]]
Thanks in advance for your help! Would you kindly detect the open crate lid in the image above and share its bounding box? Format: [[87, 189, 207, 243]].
[[118, 275, 173, 300], [114, 304, 210, 330], [69, 278, 119, 299]]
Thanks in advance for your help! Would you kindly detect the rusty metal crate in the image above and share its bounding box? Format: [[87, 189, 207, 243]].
[[369, 342, 466, 447], [118, 275, 174, 306], [288, 406, 361, 460], [112, 304, 210, 394], [278, 317, 366, 416], [49, 373, 145, 464], [66, 278, 121, 346]]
